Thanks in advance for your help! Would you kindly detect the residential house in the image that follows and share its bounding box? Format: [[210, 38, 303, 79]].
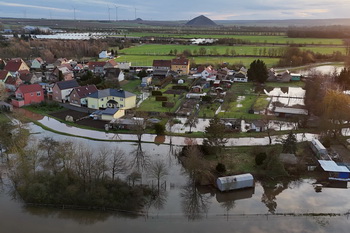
[[268, 69, 292, 82], [52, 66, 74, 81], [153, 60, 171, 71], [52, 80, 79, 102], [201, 66, 217, 81], [4, 58, 30, 76], [68, 85, 98, 106], [12, 84, 44, 107], [117, 62, 131, 70], [87, 61, 106, 74], [217, 68, 230, 80], [230, 71, 248, 83], [104, 68, 125, 82], [104, 59, 118, 69], [171, 58, 190, 75], [73, 64, 84, 72], [31, 57, 45, 69], [5, 76, 23, 91], [99, 50, 111, 59], [86, 88, 137, 110], [0, 70, 11, 84], [18, 70, 41, 84], [53, 58, 69, 67]]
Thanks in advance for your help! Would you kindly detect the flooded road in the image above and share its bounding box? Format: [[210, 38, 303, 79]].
[[35, 116, 317, 146]]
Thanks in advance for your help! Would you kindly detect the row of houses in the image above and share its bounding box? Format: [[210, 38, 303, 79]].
[[12, 79, 136, 119]]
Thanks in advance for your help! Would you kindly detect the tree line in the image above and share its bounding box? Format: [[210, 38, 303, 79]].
[[287, 26, 350, 39]]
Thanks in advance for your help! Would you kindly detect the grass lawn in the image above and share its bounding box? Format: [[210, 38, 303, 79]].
[[137, 94, 183, 113], [253, 96, 270, 111], [0, 113, 9, 122], [198, 102, 221, 118], [218, 95, 263, 119], [22, 103, 64, 115], [120, 79, 141, 94]]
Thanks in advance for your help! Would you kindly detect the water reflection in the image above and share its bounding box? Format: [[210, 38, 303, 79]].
[[180, 179, 211, 221]]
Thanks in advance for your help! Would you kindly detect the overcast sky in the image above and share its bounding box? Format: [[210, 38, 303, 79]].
[[0, 0, 350, 21]]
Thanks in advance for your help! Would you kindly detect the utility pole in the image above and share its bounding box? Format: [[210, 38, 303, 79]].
[[115, 6, 119, 21], [108, 6, 111, 21]]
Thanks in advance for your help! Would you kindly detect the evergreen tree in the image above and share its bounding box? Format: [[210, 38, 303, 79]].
[[247, 59, 268, 83], [203, 116, 227, 152], [282, 131, 297, 154]]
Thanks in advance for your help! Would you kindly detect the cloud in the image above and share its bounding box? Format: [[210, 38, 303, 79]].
[[0, 2, 75, 12]]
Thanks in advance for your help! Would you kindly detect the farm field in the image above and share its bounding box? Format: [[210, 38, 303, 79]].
[[119, 44, 346, 56], [125, 33, 344, 45]]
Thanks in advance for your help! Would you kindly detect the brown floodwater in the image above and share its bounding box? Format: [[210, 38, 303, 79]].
[[1, 116, 350, 232]]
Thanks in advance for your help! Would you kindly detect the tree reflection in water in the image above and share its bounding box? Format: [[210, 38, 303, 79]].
[[180, 179, 210, 221], [130, 143, 150, 173], [22, 206, 139, 225], [261, 180, 290, 213]]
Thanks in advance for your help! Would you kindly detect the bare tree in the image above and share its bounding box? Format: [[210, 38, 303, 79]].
[[109, 146, 127, 181], [185, 112, 198, 133], [147, 160, 168, 191]]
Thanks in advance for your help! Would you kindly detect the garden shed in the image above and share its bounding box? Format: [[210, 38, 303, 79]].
[[216, 173, 254, 192]]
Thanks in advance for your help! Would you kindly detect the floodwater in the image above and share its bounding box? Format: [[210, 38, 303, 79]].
[[34, 117, 317, 146], [264, 87, 305, 108], [300, 65, 344, 75], [1, 123, 350, 232]]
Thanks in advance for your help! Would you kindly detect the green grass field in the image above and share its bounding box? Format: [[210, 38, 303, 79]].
[[120, 79, 141, 94], [125, 33, 344, 45], [119, 44, 346, 57]]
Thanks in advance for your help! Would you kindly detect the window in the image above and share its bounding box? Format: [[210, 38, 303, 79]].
[[120, 98, 124, 101], [37, 92, 41, 96], [101, 98, 104, 101], [120, 104, 124, 107], [31, 93, 34, 96]]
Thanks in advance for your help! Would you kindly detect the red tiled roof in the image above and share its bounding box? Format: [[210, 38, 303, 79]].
[[153, 60, 171, 68], [17, 84, 42, 94], [171, 58, 189, 66], [0, 70, 9, 80], [72, 85, 98, 98], [4, 59, 25, 72], [5, 76, 17, 85], [35, 57, 44, 64], [87, 61, 106, 70], [106, 59, 118, 67], [60, 63, 73, 70]]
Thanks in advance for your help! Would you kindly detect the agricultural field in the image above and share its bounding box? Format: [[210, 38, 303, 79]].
[[120, 44, 346, 57], [126, 33, 344, 45]]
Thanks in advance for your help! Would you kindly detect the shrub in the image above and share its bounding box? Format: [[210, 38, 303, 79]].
[[154, 123, 165, 135], [216, 163, 226, 173], [156, 96, 168, 101], [162, 102, 175, 108], [255, 152, 267, 166], [152, 91, 162, 96], [201, 95, 212, 102]]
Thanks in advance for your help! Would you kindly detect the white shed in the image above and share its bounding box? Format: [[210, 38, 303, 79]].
[[216, 173, 254, 192]]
